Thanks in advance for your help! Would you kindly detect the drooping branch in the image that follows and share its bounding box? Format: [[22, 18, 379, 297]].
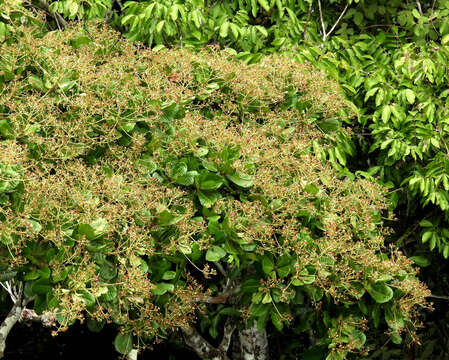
[[317, 0, 349, 41]]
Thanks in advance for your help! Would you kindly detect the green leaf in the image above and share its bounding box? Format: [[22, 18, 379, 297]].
[[277, 265, 290, 278], [419, 219, 433, 227], [262, 293, 272, 304], [219, 22, 229, 38], [205, 246, 227, 262], [70, 36, 92, 49], [409, 256, 430, 267], [28, 75, 44, 91], [114, 333, 133, 355], [90, 218, 108, 238], [199, 171, 224, 191], [442, 33, 449, 45], [391, 331, 402, 344], [257, 0, 270, 12], [162, 271, 176, 280], [78, 290, 95, 307], [31, 278, 52, 295], [256, 26, 268, 37], [422, 230, 433, 243], [0, 119, 14, 139], [169, 4, 179, 21], [196, 147, 209, 157], [99, 260, 118, 280], [271, 309, 283, 330], [174, 171, 198, 186], [87, 319, 105, 333], [25, 219, 42, 233], [405, 89, 415, 104], [444, 245, 449, 259], [227, 172, 253, 188], [156, 20, 165, 33], [381, 105, 391, 123], [262, 255, 274, 276], [198, 190, 220, 207], [365, 282, 393, 303], [78, 223, 95, 240], [151, 282, 175, 295]]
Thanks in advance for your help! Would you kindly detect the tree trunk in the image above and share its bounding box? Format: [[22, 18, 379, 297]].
[[238, 322, 268, 360], [0, 298, 23, 358], [182, 326, 231, 360], [183, 320, 269, 360]]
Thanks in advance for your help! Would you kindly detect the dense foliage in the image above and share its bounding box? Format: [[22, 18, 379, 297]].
[[0, 22, 431, 359], [2, 0, 449, 358]]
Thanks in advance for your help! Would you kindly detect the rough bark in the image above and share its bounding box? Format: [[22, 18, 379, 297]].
[[182, 325, 232, 360], [238, 322, 268, 360]]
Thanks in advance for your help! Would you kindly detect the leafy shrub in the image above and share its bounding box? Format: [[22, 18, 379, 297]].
[[0, 24, 430, 358]]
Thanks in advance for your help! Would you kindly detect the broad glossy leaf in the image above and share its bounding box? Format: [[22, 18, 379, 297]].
[[114, 333, 133, 355], [365, 282, 393, 303], [205, 246, 226, 262]]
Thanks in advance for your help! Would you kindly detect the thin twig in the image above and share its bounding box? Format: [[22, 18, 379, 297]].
[[213, 261, 227, 277], [317, 0, 327, 41], [317, 0, 349, 41], [303, 1, 313, 41], [24, 0, 68, 29], [428, 294, 449, 301], [115, 0, 123, 10], [326, 3, 349, 40], [416, 0, 423, 15]]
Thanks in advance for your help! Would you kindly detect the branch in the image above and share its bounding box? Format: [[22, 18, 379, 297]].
[[428, 294, 449, 301], [213, 262, 227, 278], [326, 3, 349, 40], [416, 0, 423, 15], [182, 326, 230, 360], [0, 284, 23, 358], [20, 308, 56, 327], [218, 318, 235, 353], [24, 0, 68, 29], [115, 0, 123, 10], [317, 0, 349, 42], [193, 285, 240, 304], [303, 1, 314, 41], [317, 0, 327, 41]]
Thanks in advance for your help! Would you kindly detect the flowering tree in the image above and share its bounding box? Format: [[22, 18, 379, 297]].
[[0, 24, 429, 359]]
